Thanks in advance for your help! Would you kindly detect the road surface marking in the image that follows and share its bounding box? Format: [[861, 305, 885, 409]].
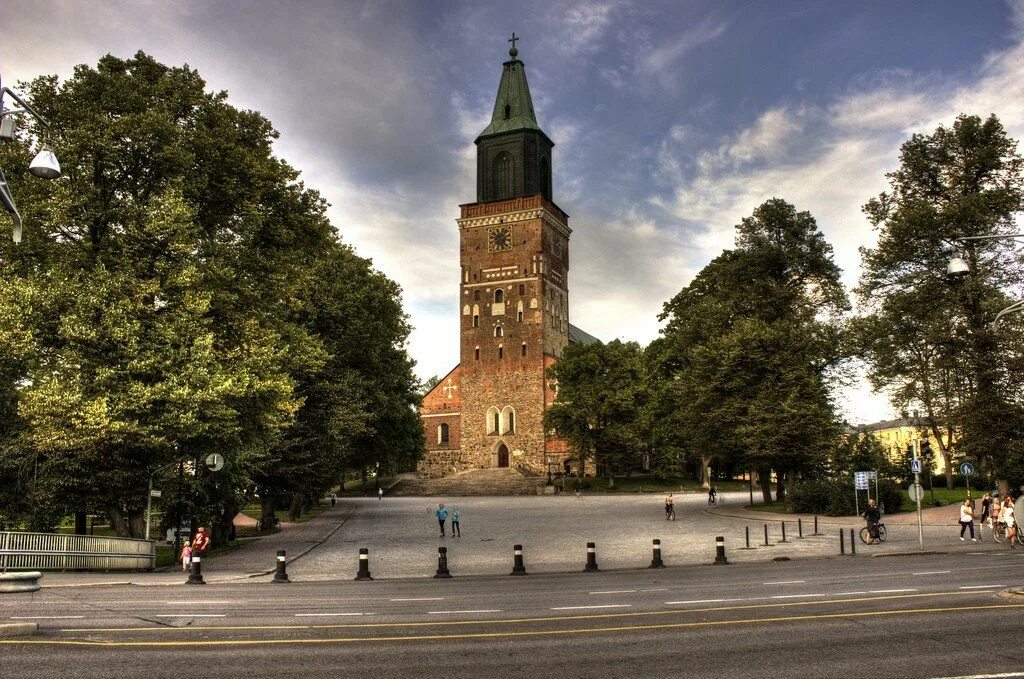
[[16, 602, 1024, 647], [770, 594, 825, 599], [391, 598, 444, 602], [589, 590, 636, 594], [959, 585, 1004, 589], [640, 588, 667, 592], [665, 598, 744, 605], [54, 591, 978, 633], [164, 601, 233, 605], [10, 616, 84, 620], [912, 571, 950, 576], [868, 589, 917, 593], [294, 613, 373, 617], [427, 610, 501, 615], [930, 673, 1024, 679], [763, 580, 805, 585], [550, 604, 632, 610], [154, 614, 226, 618], [833, 592, 868, 596]]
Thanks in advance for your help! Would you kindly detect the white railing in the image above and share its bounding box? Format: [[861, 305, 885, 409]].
[[0, 531, 156, 571]]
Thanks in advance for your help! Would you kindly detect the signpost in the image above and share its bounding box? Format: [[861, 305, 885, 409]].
[[961, 462, 975, 497], [854, 471, 870, 516], [912, 442, 924, 550], [150, 489, 162, 498], [907, 483, 924, 503]]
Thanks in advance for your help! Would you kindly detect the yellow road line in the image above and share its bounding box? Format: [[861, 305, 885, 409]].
[[4, 603, 1022, 648], [46, 589, 992, 634]]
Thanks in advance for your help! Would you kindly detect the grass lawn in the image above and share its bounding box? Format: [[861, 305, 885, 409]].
[[746, 502, 794, 514], [898, 486, 974, 512]]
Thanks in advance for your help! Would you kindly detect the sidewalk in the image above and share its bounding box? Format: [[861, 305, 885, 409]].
[[706, 500, 962, 527], [36, 502, 358, 588]]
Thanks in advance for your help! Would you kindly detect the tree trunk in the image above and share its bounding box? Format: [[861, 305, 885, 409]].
[[758, 469, 773, 504], [775, 470, 787, 504], [107, 505, 130, 537], [700, 456, 712, 489], [289, 492, 303, 521], [259, 493, 277, 532], [74, 512, 88, 536], [128, 511, 145, 539]]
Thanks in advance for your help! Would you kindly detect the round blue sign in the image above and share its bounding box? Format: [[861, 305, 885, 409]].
[[960, 462, 975, 476]]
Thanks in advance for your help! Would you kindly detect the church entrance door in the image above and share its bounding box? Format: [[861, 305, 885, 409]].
[[497, 443, 510, 468]]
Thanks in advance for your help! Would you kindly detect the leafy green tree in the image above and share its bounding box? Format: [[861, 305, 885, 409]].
[[857, 114, 1024, 492]]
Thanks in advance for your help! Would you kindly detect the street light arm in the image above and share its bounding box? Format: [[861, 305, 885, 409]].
[[953, 234, 1024, 242], [0, 86, 50, 130], [993, 299, 1024, 327]]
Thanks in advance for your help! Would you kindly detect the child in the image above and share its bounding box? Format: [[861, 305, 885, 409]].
[[451, 510, 461, 537], [180, 540, 192, 572]]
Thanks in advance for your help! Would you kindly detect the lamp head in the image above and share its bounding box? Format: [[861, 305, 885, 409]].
[[947, 253, 970, 277], [29, 144, 61, 180]]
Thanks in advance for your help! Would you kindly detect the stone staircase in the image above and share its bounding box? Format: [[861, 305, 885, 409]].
[[388, 468, 546, 496]]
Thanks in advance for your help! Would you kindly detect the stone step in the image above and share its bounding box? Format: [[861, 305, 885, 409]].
[[389, 468, 546, 497]]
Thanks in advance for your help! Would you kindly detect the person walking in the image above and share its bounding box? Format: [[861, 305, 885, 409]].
[[978, 492, 992, 541], [959, 499, 977, 541], [330, 492, 337, 508], [377, 487, 383, 501], [664, 493, 676, 521], [1000, 497, 1016, 548], [179, 540, 192, 572], [436, 503, 448, 539], [708, 484, 717, 505], [191, 526, 210, 558], [451, 509, 461, 537], [862, 499, 881, 544]]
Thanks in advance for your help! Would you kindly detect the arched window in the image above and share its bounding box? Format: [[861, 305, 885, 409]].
[[540, 156, 551, 199], [494, 325, 503, 338], [438, 423, 449, 445], [473, 314, 479, 328], [498, 344, 504, 360], [521, 342, 527, 356], [502, 406, 516, 434], [474, 346, 480, 361], [486, 407, 500, 434], [504, 104, 511, 120], [494, 289, 504, 304], [516, 300, 524, 322], [493, 152, 514, 199]]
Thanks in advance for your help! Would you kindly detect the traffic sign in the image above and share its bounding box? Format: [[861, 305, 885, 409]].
[[150, 489, 162, 498], [910, 459, 922, 474], [854, 471, 870, 490], [908, 483, 925, 503], [205, 453, 224, 471], [960, 462, 975, 476]]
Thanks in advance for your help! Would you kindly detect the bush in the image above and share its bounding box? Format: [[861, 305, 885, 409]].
[[791, 477, 903, 516], [877, 479, 904, 515]]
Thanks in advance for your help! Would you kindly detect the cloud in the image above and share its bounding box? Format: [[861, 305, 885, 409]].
[[640, 17, 728, 79]]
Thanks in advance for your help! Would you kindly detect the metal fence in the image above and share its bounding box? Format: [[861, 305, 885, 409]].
[[0, 531, 156, 571]]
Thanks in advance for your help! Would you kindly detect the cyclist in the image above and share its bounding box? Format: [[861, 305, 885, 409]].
[[664, 493, 676, 521], [862, 499, 881, 544], [708, 484, 717, 505], [999, 497, 1016, 548]]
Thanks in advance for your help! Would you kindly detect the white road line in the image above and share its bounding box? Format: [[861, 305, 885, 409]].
[[589, 590, 636, 594], [640, 588, 668, 592], [154, 614, 226, 618], [763, 580, 805, 585], [664, 598, 744, 605], [10, 616, 84, 620], [294, 613, 373, 617], [427, 609, 501, 615], [391, 597, 445, 602], [163, 601, 233, 605], [912, 571, 951, 575], [550, 604, 632, 611], [833, 591, 869, 596], [770, 594, 826, 599], [959, 584, 1005, 589], [929, 673, 1024, 679], [868, 589, 917, 594]]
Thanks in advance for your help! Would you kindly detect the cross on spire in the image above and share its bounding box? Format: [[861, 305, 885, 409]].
[[508, 32, 520, 58]]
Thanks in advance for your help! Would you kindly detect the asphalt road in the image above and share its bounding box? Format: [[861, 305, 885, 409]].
[[3, 551, 1024, 678]]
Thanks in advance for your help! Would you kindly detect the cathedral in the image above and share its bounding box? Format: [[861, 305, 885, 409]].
[[417, 39, 599, 479]]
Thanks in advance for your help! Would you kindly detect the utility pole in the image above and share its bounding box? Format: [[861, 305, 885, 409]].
[[913, 440, 924, 551]]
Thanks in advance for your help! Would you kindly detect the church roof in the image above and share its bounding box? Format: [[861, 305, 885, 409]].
[[477, 49, 542, 140], [568, 324, 601, 346]]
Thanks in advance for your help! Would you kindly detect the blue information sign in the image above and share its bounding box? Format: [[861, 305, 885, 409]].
[[960, 462, 975, 476], [911, 459, 922, 474]]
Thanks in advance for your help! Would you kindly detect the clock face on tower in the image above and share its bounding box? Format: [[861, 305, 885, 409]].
[[487, 225, 513, 252]]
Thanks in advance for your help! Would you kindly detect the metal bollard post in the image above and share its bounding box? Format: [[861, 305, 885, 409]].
[[186, 555, 206, 585], [272, 550, 290, 583], [763, 524, 773, 546], [714, 536, 730, 565], [839, 529, 845, 555], [740, 525, 755, 550], [649, 539, 666, 569], [354, 547, 373, 581], [849, 529, 856, 556], [780, 521, 789, 543], [434, 546, 452, 578], [798, 518, 804, 539], [510, 544, 527, 576], [814, 515, 822, 536], [583, 542, 600, 572]]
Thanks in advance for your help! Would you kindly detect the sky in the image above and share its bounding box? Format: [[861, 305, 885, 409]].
[[3, 0, 1024, 424]]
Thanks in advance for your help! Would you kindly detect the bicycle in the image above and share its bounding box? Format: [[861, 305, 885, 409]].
[[707, 495, 718, 506], [665, 505, 676, 521], [859, 522, 887, 544], [992, 522, 1023, 545]]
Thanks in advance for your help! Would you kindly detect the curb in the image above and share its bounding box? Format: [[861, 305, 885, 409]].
[[0, 622, 38, 637]]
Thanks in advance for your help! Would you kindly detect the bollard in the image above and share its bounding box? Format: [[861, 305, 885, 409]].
[[714, 536, 730, 565], [763, 524, 773, 546], [839, 529, 845, 555], [434, 546, 452, 578], [740, 525, 755, 550], [649, 539, 666, 569], [186, 555, 206, 585], [272, 550, 290, 584], [780, 521, 789, 543], [510, 544, 528, 576], [850, 529, 856, 556], [583, 542, 600, 572], [354, 547, 373, 581], [814, 515, 822, 536], [798, 518, 804, 539]]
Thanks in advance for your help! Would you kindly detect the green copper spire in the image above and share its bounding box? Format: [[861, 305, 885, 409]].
[[477, 34, 541, 139]]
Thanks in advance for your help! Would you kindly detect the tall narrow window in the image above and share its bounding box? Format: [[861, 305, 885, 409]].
[[519, 284, 525, 295], [494, 325, 503, 338], [516, 300, 524, 322], [521, 342, 527, 356], [438, 423, 449, 445], [498, 345, 504, 360], [495, 289, 504, 304], [540, 156, 551, 200], [493, 152, 514, 199], [473, 314, 479, 328], [504, 104, 511, 120], [474, 290, 480, 301], [474, 346, 480, 361]]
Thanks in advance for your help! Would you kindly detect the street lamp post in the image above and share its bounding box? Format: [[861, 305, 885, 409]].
[[947, 234, 1024, 325], [0, 75, 62, 243]]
